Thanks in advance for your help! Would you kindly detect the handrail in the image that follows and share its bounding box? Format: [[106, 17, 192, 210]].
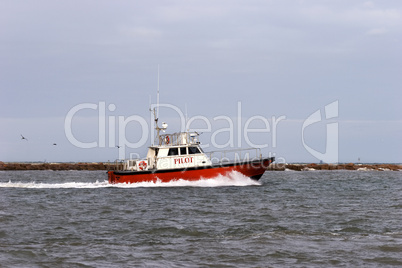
[[109, 159, 140, 171], [156, 132, 200, 146]]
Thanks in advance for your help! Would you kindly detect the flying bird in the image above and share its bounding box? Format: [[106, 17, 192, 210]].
[[116, 145, 121, 148], [21, 134, 28, 141], [53, 143, 57, 146]]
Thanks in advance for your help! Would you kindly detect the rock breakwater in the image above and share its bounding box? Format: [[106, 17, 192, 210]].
[[0, 162, 400, 171], [268, 163, 401, 171], [0, 162, 111, 171]]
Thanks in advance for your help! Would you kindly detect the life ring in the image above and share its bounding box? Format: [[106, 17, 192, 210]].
[[138, 161, 147, 170], [166, 136, 170, 144]]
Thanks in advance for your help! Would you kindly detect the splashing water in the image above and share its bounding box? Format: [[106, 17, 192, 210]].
[[0, 171, 261, 189]]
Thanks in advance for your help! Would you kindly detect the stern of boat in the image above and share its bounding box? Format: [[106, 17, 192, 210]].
[[108, 171, 116, 184]]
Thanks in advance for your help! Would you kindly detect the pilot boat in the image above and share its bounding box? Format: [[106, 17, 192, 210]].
[[108, 108, 274, 184]]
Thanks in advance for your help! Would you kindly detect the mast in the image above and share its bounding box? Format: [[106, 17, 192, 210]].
[[157, 64, 160, 119], [152, 64, 167, 145], [156, 64, 160, 143], [185, 103, 188, 131]]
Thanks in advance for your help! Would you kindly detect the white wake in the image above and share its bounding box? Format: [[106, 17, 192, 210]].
[[0, 171, 261, 189]]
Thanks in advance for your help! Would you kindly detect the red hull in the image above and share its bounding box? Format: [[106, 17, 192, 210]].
[[108, 158, 274, 184]]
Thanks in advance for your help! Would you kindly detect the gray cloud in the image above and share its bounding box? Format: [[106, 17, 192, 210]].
[[1, 0, 401, 162]]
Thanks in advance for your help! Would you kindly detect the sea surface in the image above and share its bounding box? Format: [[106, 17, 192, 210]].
[[0, 170, 401, 267]]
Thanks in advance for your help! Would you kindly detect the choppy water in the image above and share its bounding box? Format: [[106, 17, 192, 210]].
[[0, 170, 401, 267]]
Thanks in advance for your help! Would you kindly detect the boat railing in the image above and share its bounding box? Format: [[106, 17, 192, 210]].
[[156, 132, 200, 146], [109, 159, 140, 171], [205, 148, 262, 165]]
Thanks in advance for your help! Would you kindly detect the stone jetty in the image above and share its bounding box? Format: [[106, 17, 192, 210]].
[[0, 162, 111, 171], [267, 163, 401, 171], [0, 161, 400, 171]]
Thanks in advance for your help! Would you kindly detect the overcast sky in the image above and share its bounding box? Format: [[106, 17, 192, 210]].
[[1, 0, 401, 163]]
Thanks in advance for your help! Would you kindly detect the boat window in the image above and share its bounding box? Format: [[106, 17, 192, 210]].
[[188, 146, 201, 154], [168, 148, 179, 156], [180, 147, 187, 155]]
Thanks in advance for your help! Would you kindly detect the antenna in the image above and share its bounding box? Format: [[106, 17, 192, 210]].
[[185, 103, 188, 131], [151, 64, 168, 145], [157, 64, 160, 119]]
